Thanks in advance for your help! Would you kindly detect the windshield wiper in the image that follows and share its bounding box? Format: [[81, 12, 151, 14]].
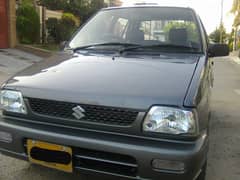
[[119, 44, 200, 54], [72, 42, 140, 52]]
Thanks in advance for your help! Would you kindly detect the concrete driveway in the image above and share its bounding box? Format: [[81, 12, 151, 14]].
[[0, 49, 41, 79], [0, 50, 239, 180], [206, 57, 240, 180]]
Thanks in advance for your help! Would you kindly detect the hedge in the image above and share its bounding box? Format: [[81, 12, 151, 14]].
[[16, 4, 40, 44], [46, 13, 78, 43]]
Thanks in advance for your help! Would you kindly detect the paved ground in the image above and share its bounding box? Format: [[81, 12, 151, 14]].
[[0, 50, 240, 180], [206, 57, 240, 180], [0, 49, 42, 82]]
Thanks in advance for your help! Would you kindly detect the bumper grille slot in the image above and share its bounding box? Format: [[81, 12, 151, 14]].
[[24, 139, 138, 178], [73, 148, 138, 177], [27, 98, 139, 126]]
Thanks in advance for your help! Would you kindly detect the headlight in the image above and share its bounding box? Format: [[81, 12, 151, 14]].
[[143, 106, 197, 135], [0, 90, 27, 114]]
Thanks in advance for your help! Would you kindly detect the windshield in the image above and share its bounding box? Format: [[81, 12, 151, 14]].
[[69, 7, 202, 53]]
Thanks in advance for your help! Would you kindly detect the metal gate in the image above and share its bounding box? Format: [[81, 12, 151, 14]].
[[0, 0, 8, 48]]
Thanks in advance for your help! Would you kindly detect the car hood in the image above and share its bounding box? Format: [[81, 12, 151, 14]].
[[5, 52, 199, 110]]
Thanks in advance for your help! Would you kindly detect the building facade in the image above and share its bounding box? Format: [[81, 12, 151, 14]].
[[0, 0, 16, 48]]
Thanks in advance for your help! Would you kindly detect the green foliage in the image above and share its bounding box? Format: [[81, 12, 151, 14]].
[[229, 41, 233, 51], [231, 0, 240, 13], [62, 12, 78, 24], [57, 13, 77, 42], [163, 21, 199, 42], [37, 0, 105, 23], [88, 0, 105, 16], [231, 0, 240, 26], [234, 14, 240, 26], [16, 3, 40, 44], [209, 24, 227, 43], [22, 0, 34, 5], [46, 13, 77, 43], [62, 12, 76, 19], [228, 29, 235, 51], [37, 0, 67, 10], [108, 0, 121, 6], [46, 18, 58, 43], [237, 41, 240, 49]]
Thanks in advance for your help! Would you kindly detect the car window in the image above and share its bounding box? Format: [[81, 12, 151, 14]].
[[113, 18, 129, 39], [69, 7, 202, 52], [140, 20, 199, 42]]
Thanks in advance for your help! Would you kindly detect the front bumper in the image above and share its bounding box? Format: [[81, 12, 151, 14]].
[[0, 119, 208, 180]]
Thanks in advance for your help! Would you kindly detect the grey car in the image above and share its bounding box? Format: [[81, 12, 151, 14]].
[[0, 4, 229, 180]]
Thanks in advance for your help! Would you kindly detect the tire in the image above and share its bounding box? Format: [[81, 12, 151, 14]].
[[196, 162, 207, 180]]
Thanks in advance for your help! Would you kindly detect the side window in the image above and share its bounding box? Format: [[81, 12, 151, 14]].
[[164, 21, 200, 43], [113, 18, 129, 39], [139, 20, 200, 46]]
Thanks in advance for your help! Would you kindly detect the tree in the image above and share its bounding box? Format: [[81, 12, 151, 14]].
[[36, 0, 67, 10], [228, 29, 235, 51], [231, 0, 240, 26], [209, 24, 227, 43], [46, 13, 78, 43], [107, 0, 122, 6], [37, 0, 105, 23], [231, 0, 240, 14], [16, 2, 40, 43], [87, 0, 105, 18], [20, 0, 37, 7]]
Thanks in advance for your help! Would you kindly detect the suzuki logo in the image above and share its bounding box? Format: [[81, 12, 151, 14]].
[[72, 106, 85, 119]]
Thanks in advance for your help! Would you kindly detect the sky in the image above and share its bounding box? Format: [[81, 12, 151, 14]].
[[120, 0, 235, 34]]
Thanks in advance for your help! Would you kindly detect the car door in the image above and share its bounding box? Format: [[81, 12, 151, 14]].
[[200, 18, 213, 130]]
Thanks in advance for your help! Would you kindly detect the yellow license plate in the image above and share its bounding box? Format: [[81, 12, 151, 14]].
[[27, 139, 73, 173]]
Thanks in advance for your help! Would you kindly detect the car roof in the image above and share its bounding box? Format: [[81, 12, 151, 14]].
[[102, 5, 198, 19], [103, 3, 195, 12]]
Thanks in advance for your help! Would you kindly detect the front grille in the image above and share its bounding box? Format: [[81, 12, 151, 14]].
[[27, 98, 139, 126]]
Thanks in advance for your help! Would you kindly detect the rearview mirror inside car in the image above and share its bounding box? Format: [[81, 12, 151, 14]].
[[208, 44, 229, 57]]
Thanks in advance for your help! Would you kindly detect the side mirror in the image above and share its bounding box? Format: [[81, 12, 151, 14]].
[[59, 41, 68, 51], [208, 43, 229, 57]]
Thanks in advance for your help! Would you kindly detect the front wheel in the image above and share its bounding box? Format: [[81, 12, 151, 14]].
[[196, 162, 207, 180]]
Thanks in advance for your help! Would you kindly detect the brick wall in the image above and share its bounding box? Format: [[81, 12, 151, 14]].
[[0, 0, 8, 48]]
